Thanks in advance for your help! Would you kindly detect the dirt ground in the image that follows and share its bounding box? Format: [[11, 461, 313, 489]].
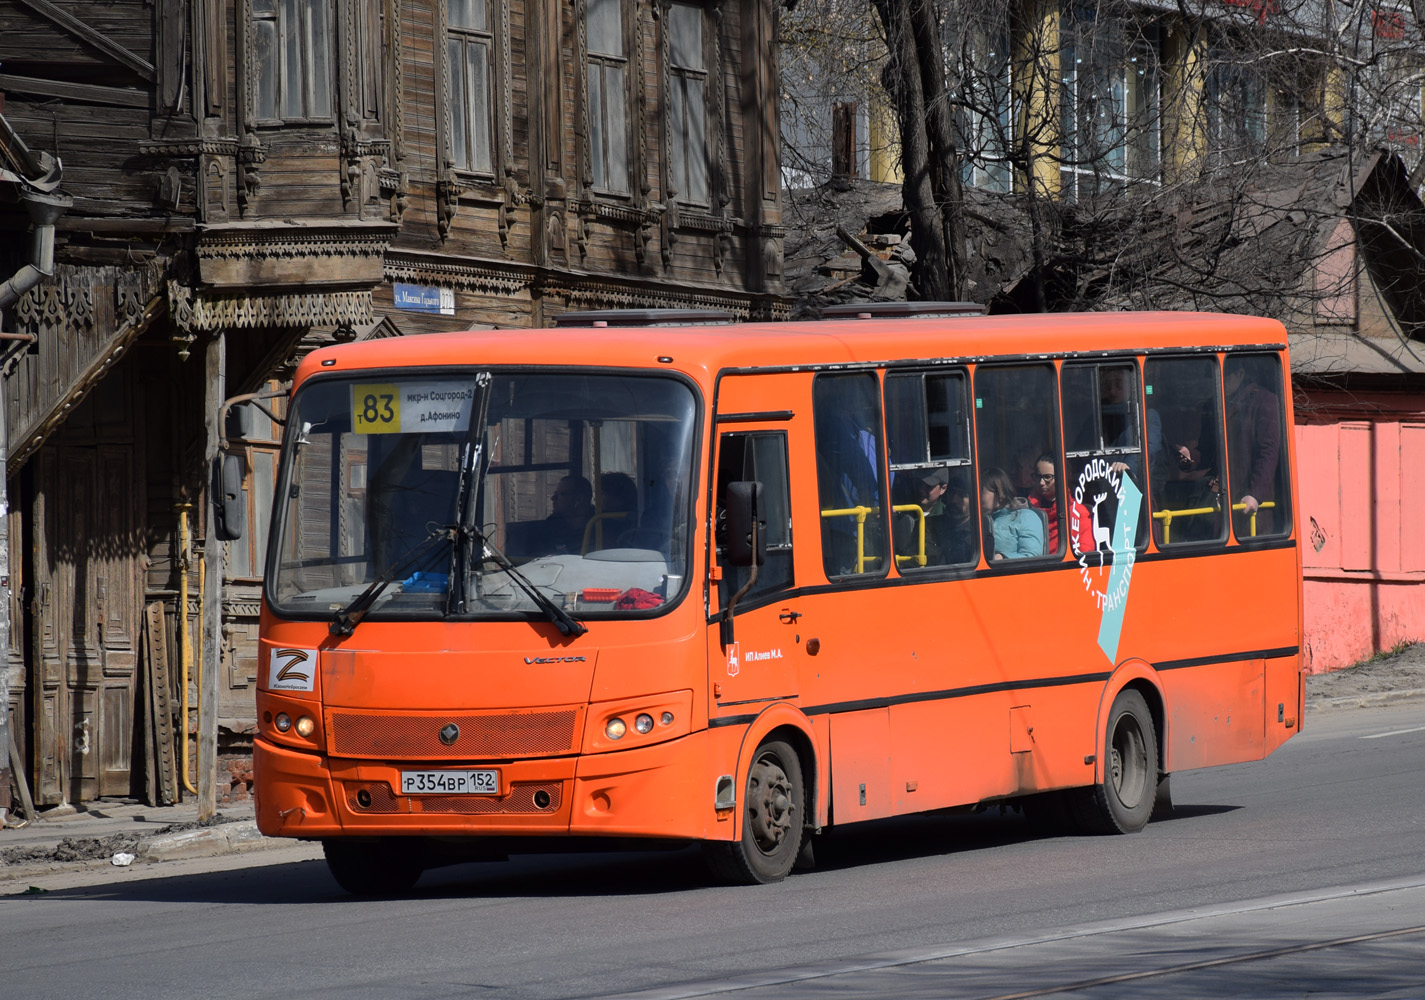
[[1307, 642, 1425, 706]]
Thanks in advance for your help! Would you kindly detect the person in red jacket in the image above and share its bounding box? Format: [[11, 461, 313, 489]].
[[1028, 454, 1061, 555]]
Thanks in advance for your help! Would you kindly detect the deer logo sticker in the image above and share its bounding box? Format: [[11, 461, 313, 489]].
[[1068, 459, 1143, 664]]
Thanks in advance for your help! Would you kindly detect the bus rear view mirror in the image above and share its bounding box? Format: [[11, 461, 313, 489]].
[[724, 481, 766, 567], [214, 452, 246, 542]]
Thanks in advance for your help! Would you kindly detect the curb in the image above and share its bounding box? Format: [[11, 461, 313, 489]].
[[138, 820, 273, 862], [1308, 687, 1425, 713]]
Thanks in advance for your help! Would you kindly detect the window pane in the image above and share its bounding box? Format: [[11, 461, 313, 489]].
[[604, 65, 628, 192], [589, 67, 606, 188], [887, 371, 977, 569], [814, 373, 886, 578], [1061, 362, 1146, 559], [974, 365, 1056, 561], [448, 38, 470, 169], [588, 0, 622, 56], [1224, 354, 1289, 540], [468, 40, 493, 171], [449, 0, 487, 31], [254, 20, 278, 120], [670, 78, 688, 196], [683, 77, 707, 202], [669, 4, 703, 69], [281, 0, 303, 118], [1144, 356, 1227, 547], [715, 432, 794, 604], [306, 0, 332, 117]]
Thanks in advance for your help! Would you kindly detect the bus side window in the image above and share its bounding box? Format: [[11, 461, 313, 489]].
[[973, 364, 1058, 562], [1061, 361, 1149, 559], [1223, 354, 1290, 541], [885, 370, 977, 569], [1143, 356, 1228, 547], [715, 431, 794, 605], [813, 372, 887, 578]]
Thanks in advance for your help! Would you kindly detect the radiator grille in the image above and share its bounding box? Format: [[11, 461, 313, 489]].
[[344, 781, 563, 815], [327, 707, 581, 759]]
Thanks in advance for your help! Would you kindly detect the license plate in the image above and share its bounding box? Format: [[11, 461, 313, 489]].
[[399, 769, 499, 795]]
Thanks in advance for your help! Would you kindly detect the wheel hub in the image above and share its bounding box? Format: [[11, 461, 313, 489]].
[[748, 757, 794, 854]]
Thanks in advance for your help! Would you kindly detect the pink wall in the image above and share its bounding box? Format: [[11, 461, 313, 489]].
[[1295, 391, 1425, 672]]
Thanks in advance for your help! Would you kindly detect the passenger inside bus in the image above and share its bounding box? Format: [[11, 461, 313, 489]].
[[523, 474, 596, 556], [1028, 454, 1061, 554], [981, 467, 1044, 559], [942, 474, 987, 564], [893, 467, 949, 566]]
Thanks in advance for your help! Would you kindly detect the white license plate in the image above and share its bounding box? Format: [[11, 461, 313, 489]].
[[399, 769, 499, 795]]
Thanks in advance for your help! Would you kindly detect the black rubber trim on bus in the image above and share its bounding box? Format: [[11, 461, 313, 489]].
[[708, 671, 1112, 728], [1155, 645, 1300, 671], [715, 410, 795, 423], [705, 644, 1301, 729]]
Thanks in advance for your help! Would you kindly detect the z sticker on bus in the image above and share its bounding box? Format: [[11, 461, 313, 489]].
[[268, 647, 318, 692], [1068, 460, 1143, 665]]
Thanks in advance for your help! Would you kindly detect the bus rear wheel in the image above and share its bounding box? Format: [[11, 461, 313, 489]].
[[323, 838, 423, 895], [704, 739, 805, 885], [1073, 689, 1157, 834]]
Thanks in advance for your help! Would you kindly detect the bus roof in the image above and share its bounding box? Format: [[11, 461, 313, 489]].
[[294, 311, 1288, 390]]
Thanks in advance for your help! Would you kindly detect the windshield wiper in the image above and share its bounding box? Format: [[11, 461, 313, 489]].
[[330, 526, 455, 637], [469, 525, 588, 638]]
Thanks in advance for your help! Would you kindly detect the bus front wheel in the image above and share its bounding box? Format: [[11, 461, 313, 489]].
[[704, 739, 806, 885], [1073, 689, 1158, 834], [323, 838, 423, 895]]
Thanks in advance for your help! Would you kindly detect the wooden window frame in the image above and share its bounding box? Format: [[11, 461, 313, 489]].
[[666, 1, 711, 207], [250, 0, 337, 125], [586, 0, 634, 197], [445, 0, 499, 178]]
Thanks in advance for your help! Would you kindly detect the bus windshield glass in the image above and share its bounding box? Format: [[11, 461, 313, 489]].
[[269, 371, 697, 620]]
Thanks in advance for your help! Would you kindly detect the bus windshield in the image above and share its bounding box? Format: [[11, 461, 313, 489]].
[[269, 370, 697, 621]]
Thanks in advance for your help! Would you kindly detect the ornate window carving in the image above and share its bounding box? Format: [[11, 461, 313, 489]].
[[252, 0, 336, 122]]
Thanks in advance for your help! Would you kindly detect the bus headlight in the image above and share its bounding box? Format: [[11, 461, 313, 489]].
[[605, 718, 627, 740], [274, 713, 292, 733], [295, 716, 316, 738], [634, 713, 654, 734]]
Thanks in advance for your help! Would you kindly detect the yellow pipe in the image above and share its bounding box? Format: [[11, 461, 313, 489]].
[[892, 503, 927, 568], [821, 505, 878, 572], [177, 504, 197, 795], [1152, 501, 1275, 543]]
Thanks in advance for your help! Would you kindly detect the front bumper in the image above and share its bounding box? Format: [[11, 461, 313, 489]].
[[254, 726, 742, 842]]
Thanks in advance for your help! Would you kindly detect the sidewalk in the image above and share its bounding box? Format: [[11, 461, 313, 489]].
[[0, 796, 282, 883]]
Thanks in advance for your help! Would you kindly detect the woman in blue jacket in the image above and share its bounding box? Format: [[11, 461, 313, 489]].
[[981, 467, 1045, 560]]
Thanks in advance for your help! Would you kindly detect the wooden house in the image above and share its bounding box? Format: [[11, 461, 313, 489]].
[[0, 0, 787, 809]]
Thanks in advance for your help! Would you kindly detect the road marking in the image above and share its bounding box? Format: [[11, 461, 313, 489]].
[[1359, 725, 1425, 740], [598, 874, 1425, 1000]]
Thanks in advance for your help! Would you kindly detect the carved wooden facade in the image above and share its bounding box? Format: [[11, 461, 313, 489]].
[[0, 0, 786, 806]]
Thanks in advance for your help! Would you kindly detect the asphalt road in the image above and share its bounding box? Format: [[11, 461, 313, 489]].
[[4, 702, 1423, 1000]]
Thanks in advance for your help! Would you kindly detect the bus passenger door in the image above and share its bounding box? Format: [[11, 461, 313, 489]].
[[709, 428, 799, 714]]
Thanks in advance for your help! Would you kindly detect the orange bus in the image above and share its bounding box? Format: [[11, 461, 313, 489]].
[[251, 309, 1303, 893]]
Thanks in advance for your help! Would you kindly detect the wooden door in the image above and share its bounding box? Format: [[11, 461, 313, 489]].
[[29, 443, 139, 805]]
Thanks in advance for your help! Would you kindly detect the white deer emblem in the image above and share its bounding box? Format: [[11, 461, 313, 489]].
[[1091, 491, 1112, 559]]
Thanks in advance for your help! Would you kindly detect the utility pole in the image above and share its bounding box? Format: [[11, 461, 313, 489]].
[[198, 331, 225, 820]]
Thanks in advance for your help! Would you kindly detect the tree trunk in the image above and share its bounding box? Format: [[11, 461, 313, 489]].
[[873, 0, 953, 300], [909, 0, 965, 299]]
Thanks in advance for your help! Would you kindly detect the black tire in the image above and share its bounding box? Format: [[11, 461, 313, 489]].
[[1151, 772, 1174, 821], [704, 739, 805, 885], [1072, 689, 1158, 834], [323, 838, 423, 896]]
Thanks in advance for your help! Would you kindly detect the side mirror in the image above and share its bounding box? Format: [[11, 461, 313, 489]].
[[213, 452, 246, 541], [724, 481, 766, 567]]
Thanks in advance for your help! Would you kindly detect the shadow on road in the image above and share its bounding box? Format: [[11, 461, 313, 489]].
[[12, 800, 1245, 905]]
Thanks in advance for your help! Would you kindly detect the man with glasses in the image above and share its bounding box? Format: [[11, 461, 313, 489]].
[[1028, 454, 1060, 554]]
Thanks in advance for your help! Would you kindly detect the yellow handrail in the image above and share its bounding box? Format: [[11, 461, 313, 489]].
[[820, 505, 879, 573], [1152, 501, 1275, 543], [892, 503, 927, 568]]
